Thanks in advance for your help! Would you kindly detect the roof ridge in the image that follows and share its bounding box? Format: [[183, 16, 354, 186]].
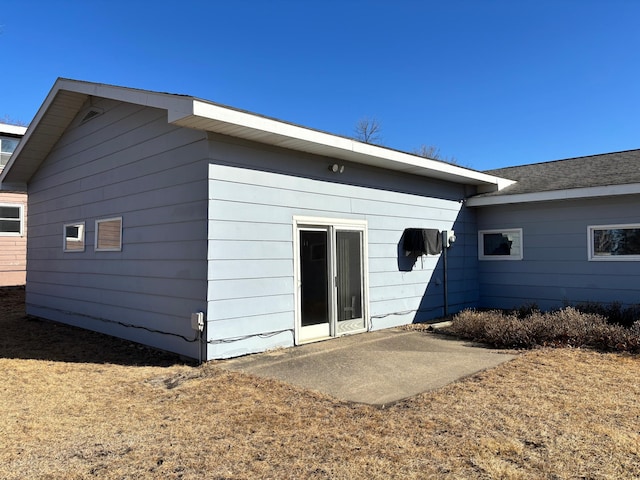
[[487, 148, 640, 172]]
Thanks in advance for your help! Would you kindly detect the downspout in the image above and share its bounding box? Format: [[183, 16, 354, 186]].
[[442, 230, 449, 317]]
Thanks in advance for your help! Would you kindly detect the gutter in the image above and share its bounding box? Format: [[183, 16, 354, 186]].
[[466, 182, 640, 206]]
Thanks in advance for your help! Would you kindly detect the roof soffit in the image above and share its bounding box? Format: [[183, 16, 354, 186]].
[[170, 100, 511, 187], [0, 87, 88, 185]]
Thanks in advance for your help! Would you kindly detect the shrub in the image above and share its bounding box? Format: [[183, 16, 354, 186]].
[[446, 306, 640, 353], [572, 301, 640, 329]]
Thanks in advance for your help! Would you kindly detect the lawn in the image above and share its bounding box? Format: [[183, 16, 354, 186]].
[[1, 287, 639, 479]]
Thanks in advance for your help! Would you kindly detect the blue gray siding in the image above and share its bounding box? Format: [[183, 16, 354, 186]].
[[206, 135, 477, 358], [476, 196, 640, 310], [25, 102, 481, 361], [26, 99, 210, 358]]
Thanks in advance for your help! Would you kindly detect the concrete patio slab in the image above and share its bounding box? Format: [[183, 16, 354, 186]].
[[219, 329, 517, 406]]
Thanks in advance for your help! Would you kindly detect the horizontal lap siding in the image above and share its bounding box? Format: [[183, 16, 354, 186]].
[[477, 197, 640, 310], [26, 99, 209, 358], [0, 192, 27, 286], [207, 139, 476, 358]]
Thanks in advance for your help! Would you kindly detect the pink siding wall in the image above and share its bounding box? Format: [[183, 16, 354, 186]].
[[0, 192, 27, 286]]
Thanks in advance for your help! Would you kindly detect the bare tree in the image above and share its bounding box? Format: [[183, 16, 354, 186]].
[[413, 144, 459, 165], [0, 115, 29, 127], [354, 117, 383, 144]]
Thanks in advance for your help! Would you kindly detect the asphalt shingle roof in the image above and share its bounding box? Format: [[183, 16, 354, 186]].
[[480, 149, 640, 197]]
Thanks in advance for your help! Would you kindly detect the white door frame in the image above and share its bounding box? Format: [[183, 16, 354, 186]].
[[293, 216, 369, 345]]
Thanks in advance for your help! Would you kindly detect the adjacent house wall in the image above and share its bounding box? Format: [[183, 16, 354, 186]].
[[206, 134, 478, 358], [25, 99, 210, 358], [0, 191, 27, 286], [476, 196, 640, 310]]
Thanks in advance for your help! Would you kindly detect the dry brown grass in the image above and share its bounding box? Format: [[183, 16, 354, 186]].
[[1, 287, 640, 479]]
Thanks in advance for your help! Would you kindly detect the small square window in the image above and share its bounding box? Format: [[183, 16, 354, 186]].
[[95, 217, 122, 252], [0, 204, 23, 236], [479, 229, 523, 260], [588, 224, 640, 261], [63, 222, 85, 252]]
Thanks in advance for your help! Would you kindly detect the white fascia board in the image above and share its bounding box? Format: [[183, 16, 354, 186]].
[[466, 183, 640, 206], [0, 124, 27, 136], [1, 79, 194, 185], [56, 78, 195, 117], [175, 99, 511, 188], [0, 79, 76, 184]]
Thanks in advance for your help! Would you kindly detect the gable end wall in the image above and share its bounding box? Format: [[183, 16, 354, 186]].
[[25, 99, 210, 358]]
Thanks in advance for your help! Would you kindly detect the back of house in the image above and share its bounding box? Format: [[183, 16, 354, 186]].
[[10, 78, 639, 362], [2, 78, 510, 360]]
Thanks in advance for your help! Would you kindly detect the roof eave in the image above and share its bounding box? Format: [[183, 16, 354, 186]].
[[0, 78, 195, 186], [3, 78, 512, 191], [0, 123, 28, 136], [171, 101, 510, 187], [466, 183, 640, 206]]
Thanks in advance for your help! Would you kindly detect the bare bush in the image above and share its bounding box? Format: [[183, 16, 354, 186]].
[[447, 306, 640, 353], [573, 301, 640, 328]]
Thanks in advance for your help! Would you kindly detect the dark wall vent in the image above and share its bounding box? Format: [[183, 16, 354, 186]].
[[80, 108, 103, 123]]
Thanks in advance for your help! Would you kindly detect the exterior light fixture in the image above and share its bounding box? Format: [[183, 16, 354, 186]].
[[329, 163, 345, 173]]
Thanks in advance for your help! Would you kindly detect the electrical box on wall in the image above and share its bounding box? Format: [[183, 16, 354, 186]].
[[191, 312, 205, 331]]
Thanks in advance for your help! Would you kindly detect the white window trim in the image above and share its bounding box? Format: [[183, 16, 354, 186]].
[[95, 217, 123, 252], [63, 222, 85, 252], [588, 223, 640, 261], [0, 203, 23, 236], [478, 228, 523, 261]]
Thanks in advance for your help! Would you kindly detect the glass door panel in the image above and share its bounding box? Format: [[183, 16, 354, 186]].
[[335, 230, 365, 334], [299, 229, 330, 341]]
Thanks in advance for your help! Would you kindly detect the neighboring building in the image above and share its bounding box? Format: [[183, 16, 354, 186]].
[[0, 78, 510, 360], [0, 123, 28, 287], [468, 150, 640, 310]]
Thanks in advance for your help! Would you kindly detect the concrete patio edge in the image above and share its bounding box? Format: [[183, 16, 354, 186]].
[[219, 329, 517, 406]]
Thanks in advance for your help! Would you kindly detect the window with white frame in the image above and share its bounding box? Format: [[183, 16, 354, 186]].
[[63, 222, 85, 252], [479, 228, 523, 260], [0, 204, 23, 235], [588, 224, 640, 261], [95, 217, 122, 251]]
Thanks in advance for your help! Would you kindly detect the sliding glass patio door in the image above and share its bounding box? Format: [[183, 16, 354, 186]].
[[295, 218, 367, 344]]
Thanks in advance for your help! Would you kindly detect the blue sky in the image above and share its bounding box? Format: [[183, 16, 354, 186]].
[[2, 1, 640, 170]]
